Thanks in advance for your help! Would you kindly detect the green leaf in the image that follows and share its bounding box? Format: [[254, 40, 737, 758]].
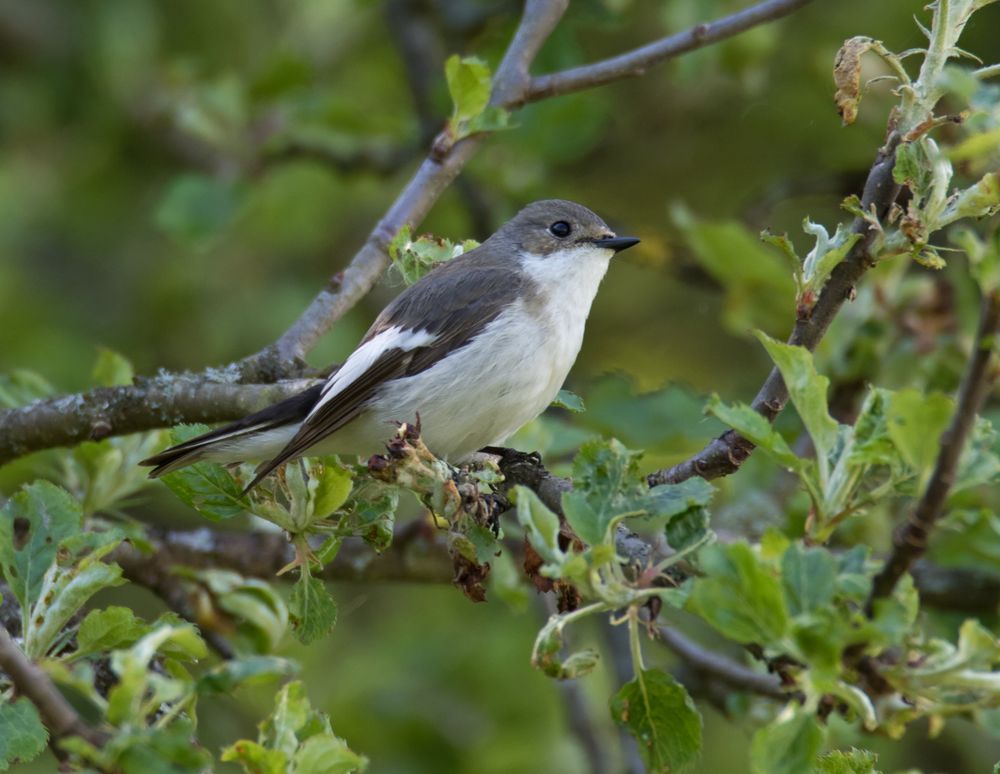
[[76, 606, 150, 658], [561, 438, 641, 546], [756, 332, 840, 468], [293, 734, 369, 773], [289, 573, 337, 645], [197, 656, 298, 694], [750, 711, 824, 774], [782, 543, 836, 617], [886, 388, 953, 486], [91, 347, 134, 387], [310, 460, 353, 519], [552, 389, 586, 413], [106, 624, 207, 726], [226, 681, 368, 773], [687, 542, 789, 644], [222, 741, 288, 774], [0, 482, 82, 612], [706, 397, 804, 471], [514, 485, 565, 566], [24, 531, 126, 658], [160, 426, 251, 520], [610, 668, 702, 773], [0, 699, 48, 770], [445, 55, 491, 124], [178, 568, 289, 655]]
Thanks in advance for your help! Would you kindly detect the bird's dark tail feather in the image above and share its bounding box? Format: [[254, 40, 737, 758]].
[[139, 383, 324, 479]]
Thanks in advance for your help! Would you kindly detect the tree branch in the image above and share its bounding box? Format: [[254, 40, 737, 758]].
[[524, 0, 816, 102], [655, 624, 787, 699], [647, 132, 902, 486], [867, 288, 1000, 610], [0, 0, 822, 469], [0, 378, 317, 467], [0, 624, 105, 752], [237, 0, 569, 377]]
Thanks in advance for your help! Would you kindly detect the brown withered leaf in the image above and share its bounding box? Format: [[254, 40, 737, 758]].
[[834, 36, 877, 126], [453, 554, 489, 603]]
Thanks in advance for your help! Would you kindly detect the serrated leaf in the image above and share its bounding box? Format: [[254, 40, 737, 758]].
[[782, 543, 836, 617], [688, 542, 789, 644], [756, 332, 840, 470], [561, 438, 642, 546], [0, 699, 48, 771], [92, 347, 134, 387], [813, 747, 881, 774], [750, 711, 824, 774], [552, 389, 586, 412], [610, 668, 702, 773], [0, 482, 82, 613], [289, 574, 337, 645], [76, 606, 151, 658]]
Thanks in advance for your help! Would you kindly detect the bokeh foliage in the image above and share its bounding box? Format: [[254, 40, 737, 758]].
[[3, 0, 1000, 772]]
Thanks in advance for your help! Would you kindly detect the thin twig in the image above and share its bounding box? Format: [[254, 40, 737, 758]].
[[237, 0, 569, 376], [647, 132, 902, 486], [0, 624, 106, 752], [655, 625, 786, 699], [866, 289, 1000, 611], [525, 0, 817, 102]]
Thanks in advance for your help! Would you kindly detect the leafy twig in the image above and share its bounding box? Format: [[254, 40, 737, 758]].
[[0, 624, 106, 753], [646, 133, 903, 487], [866, 289, 1000, 610]]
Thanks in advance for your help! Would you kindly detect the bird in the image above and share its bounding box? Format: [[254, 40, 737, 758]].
[[140, 199, 639, 491]]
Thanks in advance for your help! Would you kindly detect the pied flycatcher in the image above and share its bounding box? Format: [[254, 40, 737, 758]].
[[141, 199, 638, 489]]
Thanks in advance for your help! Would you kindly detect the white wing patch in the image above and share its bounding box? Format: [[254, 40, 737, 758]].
[[307, 326, 437, 418]]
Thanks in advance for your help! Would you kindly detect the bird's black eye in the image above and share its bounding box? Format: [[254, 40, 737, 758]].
[[549, 220, 572, 238]]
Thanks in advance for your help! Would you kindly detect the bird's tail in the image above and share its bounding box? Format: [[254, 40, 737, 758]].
[[139, 383, 324, 478]]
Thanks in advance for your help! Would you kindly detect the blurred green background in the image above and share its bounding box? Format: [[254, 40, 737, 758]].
[[3, 0, 1000, 771]]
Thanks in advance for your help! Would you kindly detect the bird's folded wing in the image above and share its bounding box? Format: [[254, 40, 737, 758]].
[[242, 253, 528, 491]]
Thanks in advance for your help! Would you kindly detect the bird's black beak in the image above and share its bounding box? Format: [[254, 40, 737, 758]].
[[593, 236, 640, 253]]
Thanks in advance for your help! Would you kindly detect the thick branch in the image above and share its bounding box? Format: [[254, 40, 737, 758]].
[[525, 0, 816, 102], [0, 625, 105, 751], [0, 378, 316, 467], [867, 289, 1000, 609], [648, 132, 902, 486]]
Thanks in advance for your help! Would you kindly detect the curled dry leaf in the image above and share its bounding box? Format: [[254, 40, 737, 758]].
[[834, 36, 878, 125]]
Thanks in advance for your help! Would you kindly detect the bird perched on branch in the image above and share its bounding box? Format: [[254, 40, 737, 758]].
[[141, 199, 638, 491]]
